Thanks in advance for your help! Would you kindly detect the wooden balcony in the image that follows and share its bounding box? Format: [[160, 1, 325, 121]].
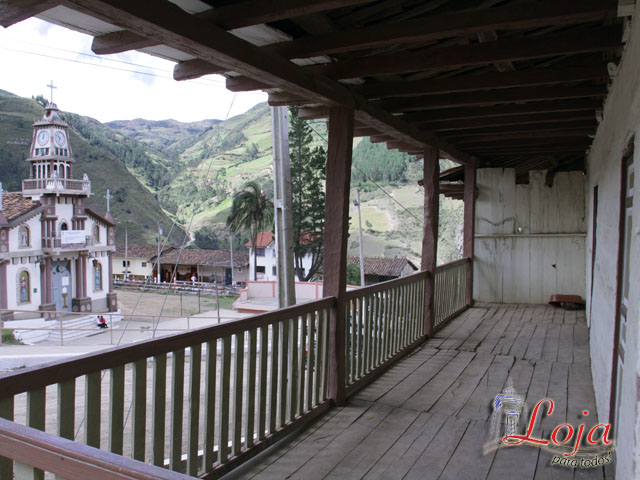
[[0, 261, 470, 479], [234, 304, 609, 480]]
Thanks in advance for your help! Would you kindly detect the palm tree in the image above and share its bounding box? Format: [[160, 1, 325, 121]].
[[226, 181, 274, 280]]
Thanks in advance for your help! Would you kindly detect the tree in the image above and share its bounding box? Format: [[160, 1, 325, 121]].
[[226, 181, 274, 280], [289, 106, 326, 281], [346, 263, 361, 286], [194, 226, 220, 250]]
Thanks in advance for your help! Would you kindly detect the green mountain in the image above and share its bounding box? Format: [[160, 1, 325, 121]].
[[1, 89, 463, 265], [0, 90, 184, 246]]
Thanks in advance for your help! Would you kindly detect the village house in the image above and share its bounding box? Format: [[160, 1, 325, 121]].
[[112, 243, 175, 281], [347, 255, 418, 285], [0, 100, 117, 320], [155, 247, 249, 285]]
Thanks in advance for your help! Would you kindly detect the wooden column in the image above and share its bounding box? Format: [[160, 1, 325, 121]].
[[421, 146, 439, 337], [463, 165, 476, 306], [75, 257, 83, 299], [81, 254, 87, 298], [0, 261, 8, 318], [324, 106, 354, 406]]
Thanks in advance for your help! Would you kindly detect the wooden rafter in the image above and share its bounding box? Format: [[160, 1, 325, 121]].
[[0, 0, 59, 27], [440, 119, 597, 138], [419, 111, 598, 132], [90, 0, 373, 54], [59, 0, 475, 165]]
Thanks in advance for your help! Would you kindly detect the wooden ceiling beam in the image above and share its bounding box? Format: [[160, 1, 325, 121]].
[[452, 128, 596, 144], [91, 0, 373, 54], [0, 0, 59, 27], [353, 127, 381, 137], [268, 0, 617, 59], [173, 59, 226, 80], [353, 65, 608, 99], [60, 0, 475, 165], [400, 98, 602, 123], [419, 111, 597, 132], [308, 26, 622, 79], [298, 107, 329, 119], [375, 85, 606, 112], [440, 119, 598, 137]]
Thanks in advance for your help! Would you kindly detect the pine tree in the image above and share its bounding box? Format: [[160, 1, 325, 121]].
[[289, 106, 326, 281]]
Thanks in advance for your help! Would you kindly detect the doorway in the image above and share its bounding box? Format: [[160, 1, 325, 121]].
[[51, 260, 72, 312]]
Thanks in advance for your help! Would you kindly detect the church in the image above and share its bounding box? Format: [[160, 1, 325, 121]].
[[0, 96, 117, 320]]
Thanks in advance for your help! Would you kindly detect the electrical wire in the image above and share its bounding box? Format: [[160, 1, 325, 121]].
[[305, 122, 424, 224]]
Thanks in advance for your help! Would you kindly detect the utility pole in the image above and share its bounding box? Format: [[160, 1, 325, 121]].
[[229, 233, 235, 286], [271, 106, 296, 307], [157, 221, 162, 283], [124, 223, 129, 281], [354, 190, 366, 287]]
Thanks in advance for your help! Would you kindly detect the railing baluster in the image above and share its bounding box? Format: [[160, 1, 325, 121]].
[[306, 312, 315, 412], [109, 366, 125, 456], [203, 341, 217, 471], [187, 344, 201, 476], [152, 354, 167, 467], [132, 359, 146, 462], [170, 349, 185, 471], [245, 328, 257, 449], [57, 379, 75, 441], [218, 336, 231, 464], [279, 319, 288, 427], [352, 298, 358, 382], [289, 316, 299, 422], [232, 333, 244, 457], [298, 315, 306, 416], [23, 388, 45, 480], [258, 326, 268, 441], [0, 397, 14, 479], [314, 310, 324, 405], [322, 308, 330, 401], [363, 294, 371, 375], [268, 323, 279, 434], [85, 372, 101, 449]]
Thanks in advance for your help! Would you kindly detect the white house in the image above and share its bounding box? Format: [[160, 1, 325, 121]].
[[246, 231, 315, 281], [112, 244, 176, 281], [0, 101, 117, 320]]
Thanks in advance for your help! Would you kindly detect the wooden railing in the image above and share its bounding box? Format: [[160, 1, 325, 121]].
[[434, 257, 470, 329], [344, 271, 427, 395], [0, 298, 333, 479]]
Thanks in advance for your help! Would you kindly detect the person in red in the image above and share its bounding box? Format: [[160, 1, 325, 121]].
[[97, 315, 108, 329]]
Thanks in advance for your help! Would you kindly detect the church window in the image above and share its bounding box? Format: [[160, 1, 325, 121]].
[[17, 270, 30, 303], [94, 262, 102, 291], [93, 225, 100, 243], [19, 226, 30, 247]]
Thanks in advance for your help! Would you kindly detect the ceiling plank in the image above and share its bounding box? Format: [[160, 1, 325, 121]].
[[0, 0, 59, 27], [353, 65, 608, 99], [62, 0, 475, 165], [91, 0, 373, 54], [442, 119, 598, 138], [400, 98, 602, 123], [419, 111, 598, 131], [308, 25, 622, 79], [452, 128, 596, 144], [269, 0, 617, 59], [375, 85, 606, 112]]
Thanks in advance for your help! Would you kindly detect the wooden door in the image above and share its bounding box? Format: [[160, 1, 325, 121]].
[[51, 260, 72, 312], [611, 149, 634, 428]]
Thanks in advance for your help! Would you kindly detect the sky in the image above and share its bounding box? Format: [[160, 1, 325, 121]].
[[0, 17, 267, 123]]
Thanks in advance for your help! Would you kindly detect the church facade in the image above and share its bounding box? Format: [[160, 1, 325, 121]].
[[0, 101, 117, 320]]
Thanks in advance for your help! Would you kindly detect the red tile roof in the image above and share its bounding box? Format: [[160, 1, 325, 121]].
[[114, 244, 175, 259], [1, 192, 41, 222], [347, 256, 418, 278], [158, 248, 249, 267], [245, 231, 274, 248]]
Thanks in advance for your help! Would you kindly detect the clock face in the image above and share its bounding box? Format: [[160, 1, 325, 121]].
[[37, 130, 49, 146], [54, 131, 67, 147]]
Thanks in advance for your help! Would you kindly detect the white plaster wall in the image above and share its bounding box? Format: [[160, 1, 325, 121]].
[[7, 216, 41, 252], [473, 168, 586, 304], [112, 256, 154, 279], [87, 254, 107, 302], [251, 243, 314, 282], [6, 260, 41, 310], [585, 7, 640, 478]]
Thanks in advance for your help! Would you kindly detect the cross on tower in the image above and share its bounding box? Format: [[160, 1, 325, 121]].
[[104, 189, 112, 213], [47, 80, 57, 103]]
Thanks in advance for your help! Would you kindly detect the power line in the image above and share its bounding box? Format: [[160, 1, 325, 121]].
[[305, 122, 424, 224]]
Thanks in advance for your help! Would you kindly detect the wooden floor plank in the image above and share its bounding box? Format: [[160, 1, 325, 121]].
[[540, 362, 569, 432], [477, 305, 519, 354], [557, 324, 574, 364], [492, 305, 526, 355], [403, 351, 476, 412], [524, 324, 547, 361], [437, 306, 490, 351], [376, 349, 458, 408], [403, 415, 470, 480], [542, 323, 561, 362], [457, 354, 515, 421], [429, 352, 494, 416], [572, 323, 590, 366], [509, 322, 537, 359], [326, 407, 420, 479], [458, 305, 503, 352], [440, 419, 497, 480]]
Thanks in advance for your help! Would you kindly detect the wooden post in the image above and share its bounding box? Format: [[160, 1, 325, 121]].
[[421, 146, 439, 337], [324, 106, 354, 406], [463, 165, 476, 306]]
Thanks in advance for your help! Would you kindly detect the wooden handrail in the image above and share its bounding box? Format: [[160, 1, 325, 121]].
[[0, 418, 192, 480], [435, 257, 471, 272], [0, 297, 334, 398], [344, 270, 428, 300]]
